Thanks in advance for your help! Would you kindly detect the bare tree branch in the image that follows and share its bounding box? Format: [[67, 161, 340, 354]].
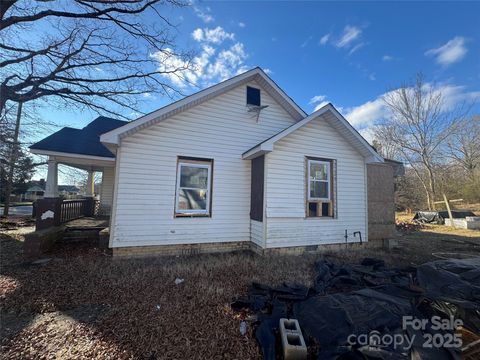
[[373, 73, 472, 209]]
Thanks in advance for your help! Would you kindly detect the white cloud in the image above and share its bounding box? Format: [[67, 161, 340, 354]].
[[382, 55, 393, 61], [309, 95, 327, 104], [335, 25, 362, 48], [309, 95, 329, 111], [263, 68, 273, 75], [301, 36, 313, 48], [425, 36, 467, 66], [319, 33, 330, 45], [348, 42, 365, 55], [153, 25, 249, 89], [344, 96, 388, 127], [320, 25, 365, 56], [359, 127, 375, 144], [191, 26, 235, 44], [193, 6, 214, 23], [238, 22, 246, 28], [205, 43, 248, 81], [343, 82, 480, 141]]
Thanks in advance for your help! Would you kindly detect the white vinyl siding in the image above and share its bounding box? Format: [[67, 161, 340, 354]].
[[250, 220, 264, 247], [265, 117, 367, 248], [111, 81, 297, 247], [99, 166, 115, 215]]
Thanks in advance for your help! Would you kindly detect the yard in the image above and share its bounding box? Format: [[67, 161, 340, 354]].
[[1, 215, 479, 359]]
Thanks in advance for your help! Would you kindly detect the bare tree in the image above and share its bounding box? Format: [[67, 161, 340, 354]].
[[1, 0, 193, 216], [372, 134, 400, 160], [446, 115, 480, 181], [1, 0, 192, 117], [374, 73, 469, 210]]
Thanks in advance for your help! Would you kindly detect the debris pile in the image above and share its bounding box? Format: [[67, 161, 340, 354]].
[[413, 210, 476, 225], [396, 220, 423, 233], [232, 257, 480, 359]]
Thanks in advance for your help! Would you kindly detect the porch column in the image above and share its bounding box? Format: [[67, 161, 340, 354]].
[[86, 169, 94, 197], [44, 157, 58, 198]]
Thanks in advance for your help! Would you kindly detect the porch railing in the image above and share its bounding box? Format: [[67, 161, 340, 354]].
[[60, 199, 86, 223], [35, 197, 99, 231]]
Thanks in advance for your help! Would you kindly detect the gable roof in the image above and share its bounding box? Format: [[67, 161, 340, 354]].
[[26, 185, 44, 192], [30, 116, 128, 159], [100, 67, 307, 145], [242, 103, 384, 163]]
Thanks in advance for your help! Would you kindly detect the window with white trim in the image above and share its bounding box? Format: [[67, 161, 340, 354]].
[[307, 158, 334, 217], [308, 160, 330, 200], [175, 158, 212, 216]]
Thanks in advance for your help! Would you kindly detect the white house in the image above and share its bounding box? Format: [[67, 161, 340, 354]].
[[30, 68, 394, 256]]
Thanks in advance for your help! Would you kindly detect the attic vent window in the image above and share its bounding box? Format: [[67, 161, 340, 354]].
[[246, 86, 261, 106]]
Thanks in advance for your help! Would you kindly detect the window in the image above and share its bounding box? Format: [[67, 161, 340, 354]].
[[306, 158, 334, 217], [246, 86, 261, 106], [308, 160, 330, 201], [175, 158, 212, 216]]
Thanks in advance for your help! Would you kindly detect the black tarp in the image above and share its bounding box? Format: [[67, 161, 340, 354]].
[[413, 210, 476, 224], [232, 257, 480, 360]]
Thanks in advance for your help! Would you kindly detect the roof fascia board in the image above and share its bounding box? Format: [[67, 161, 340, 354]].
[[242, 143, 274, 160], [327, 105, 384, 163], [241, 106, 331, 159], [100, 68, 306, 145], [30, 149, 115, 162], [242, 104, 383, 163]]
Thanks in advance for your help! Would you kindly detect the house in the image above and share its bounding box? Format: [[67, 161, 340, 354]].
[[22, 182, 80, 201], [30, 68, 397, 256], [23, 184, 45, 201], [58, 185, 80, 198]]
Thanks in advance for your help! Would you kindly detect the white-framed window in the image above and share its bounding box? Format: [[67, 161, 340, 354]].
[[307, 159, 330, 201], [175, 159, 212, 216]]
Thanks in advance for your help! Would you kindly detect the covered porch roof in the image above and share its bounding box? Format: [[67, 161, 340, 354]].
[[30, 116, 128, 171]]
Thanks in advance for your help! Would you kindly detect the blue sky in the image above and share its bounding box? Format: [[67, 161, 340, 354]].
[[38, 1, 479, 134], [33, 1, 479, 180]]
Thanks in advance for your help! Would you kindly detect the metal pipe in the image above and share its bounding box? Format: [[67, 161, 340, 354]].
[[353, 231, 362, 244]]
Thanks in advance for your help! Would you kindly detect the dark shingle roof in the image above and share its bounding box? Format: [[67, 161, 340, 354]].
[[30, 116, 128, 158]]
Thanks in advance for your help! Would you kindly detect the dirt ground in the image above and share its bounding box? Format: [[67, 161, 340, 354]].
[[1, 215, 479, 359]]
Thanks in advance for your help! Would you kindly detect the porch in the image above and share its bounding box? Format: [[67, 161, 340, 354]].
[[31, 154, 115, 231], [23, 153, 114, 259], [28, 116, 126, 231]]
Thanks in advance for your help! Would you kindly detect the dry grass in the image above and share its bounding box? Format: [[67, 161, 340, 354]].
[[1, 231, 316, 359], [1, 215, 479, 359]]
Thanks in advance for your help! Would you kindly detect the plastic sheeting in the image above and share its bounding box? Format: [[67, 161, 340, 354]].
[[413, 211, 476, 224], [232, 257, 480, 360]]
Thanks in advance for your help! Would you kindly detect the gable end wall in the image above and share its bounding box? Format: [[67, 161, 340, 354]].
[[264, 116, 368, 248], [111, 81, 297, 247]]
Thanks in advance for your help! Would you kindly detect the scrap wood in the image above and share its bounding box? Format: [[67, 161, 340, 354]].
[[459, 326, 480, 360]]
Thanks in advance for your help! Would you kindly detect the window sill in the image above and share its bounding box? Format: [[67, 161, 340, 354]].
[[305, 216, 336, 220], [175, 213, 211, 218]]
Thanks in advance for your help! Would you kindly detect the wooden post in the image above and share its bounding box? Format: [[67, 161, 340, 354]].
[[443, 193, 453, 223], [44, 157, 58, 198], [86, 169, 95, 197], [432, 196, 464, 227]]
